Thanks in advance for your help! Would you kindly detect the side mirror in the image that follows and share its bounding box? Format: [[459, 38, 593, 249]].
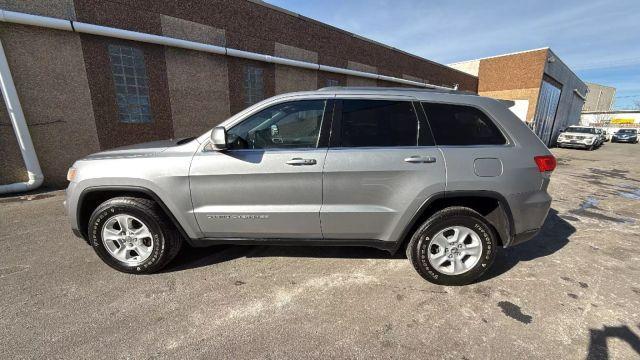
[[211, 126, 228, 150]]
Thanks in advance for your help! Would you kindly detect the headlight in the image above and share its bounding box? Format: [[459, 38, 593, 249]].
[[67, 167, 77, 182]]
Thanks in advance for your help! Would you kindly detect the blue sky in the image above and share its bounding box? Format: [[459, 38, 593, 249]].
[[267, 0, 640, 109]]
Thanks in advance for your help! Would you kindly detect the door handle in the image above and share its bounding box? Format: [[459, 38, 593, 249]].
[[404, 156, 436, 164], [286, 158, 317, 166]]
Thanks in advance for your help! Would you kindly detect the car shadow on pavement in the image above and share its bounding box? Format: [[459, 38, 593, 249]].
[[164, 208, 574, 277], [164, 241, 401, 273], [162, 245, 252, 273], [480, 208, 575, 282]]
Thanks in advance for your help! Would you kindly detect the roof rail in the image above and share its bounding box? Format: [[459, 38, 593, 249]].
[[317, 86, 476, 95]]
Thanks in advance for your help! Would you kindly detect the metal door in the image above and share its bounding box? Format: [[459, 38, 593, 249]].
[[533, 80, 562, 145]]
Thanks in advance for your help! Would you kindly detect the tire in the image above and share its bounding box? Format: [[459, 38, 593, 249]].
[[88, 197, 182, 274], [587, 145, 594, 151], [406, 207, 497, 286]]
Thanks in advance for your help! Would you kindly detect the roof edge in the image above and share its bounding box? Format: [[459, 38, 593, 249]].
[[447, 47, 550, 65]]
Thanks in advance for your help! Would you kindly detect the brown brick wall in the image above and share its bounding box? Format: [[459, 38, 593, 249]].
[[227, 58, 276, 115], [479, 88, 541, 122], [477, 49, 547, 92], [73, 0, 477, 92], [274, 43, 318, 94], [78, 35, 174, 149], [161, 15, 231, 136], [317, 72, 347, 88]]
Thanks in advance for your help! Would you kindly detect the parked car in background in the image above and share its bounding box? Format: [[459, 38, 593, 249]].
[[594, 128, 606, 145], [611, 128, 638, 143], [556, 126, 600, 150], [64, 87, 556, 285]]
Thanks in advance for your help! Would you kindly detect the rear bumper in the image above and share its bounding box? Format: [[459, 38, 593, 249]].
[[504, 190, 552, 247], [510, 229, 540, 247]]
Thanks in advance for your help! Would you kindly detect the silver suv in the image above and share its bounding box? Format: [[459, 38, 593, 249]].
[[65, 87, 555, 285]]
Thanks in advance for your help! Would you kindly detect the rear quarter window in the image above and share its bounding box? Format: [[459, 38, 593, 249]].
[[421, 103, 506, 146]]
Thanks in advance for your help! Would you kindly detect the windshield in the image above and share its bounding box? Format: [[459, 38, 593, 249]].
[[566, 127, 595, 134], [617, 129, 637, 134]]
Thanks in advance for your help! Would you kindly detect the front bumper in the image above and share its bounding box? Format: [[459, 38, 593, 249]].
[[557, 141, 591, 149], [65, 182, 83, 238]]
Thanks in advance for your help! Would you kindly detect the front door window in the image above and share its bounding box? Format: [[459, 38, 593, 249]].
[[227, 100, 327, 149]]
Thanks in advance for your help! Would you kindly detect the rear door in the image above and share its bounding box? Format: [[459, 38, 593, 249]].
[[320, 97, 446, 242], [420, 101, 536, 192], [190, 98, 332, 239]]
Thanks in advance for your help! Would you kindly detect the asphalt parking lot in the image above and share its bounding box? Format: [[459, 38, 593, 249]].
[[1, 142, 639, 359]]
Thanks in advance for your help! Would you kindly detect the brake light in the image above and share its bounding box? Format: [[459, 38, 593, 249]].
[[534, 155, 556, 172]]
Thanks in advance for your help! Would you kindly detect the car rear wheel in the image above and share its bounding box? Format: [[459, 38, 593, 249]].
[[406, 207, 497, 285], [88, 197, 182, 274]]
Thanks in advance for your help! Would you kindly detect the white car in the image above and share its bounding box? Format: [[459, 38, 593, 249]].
[[556, 126, 600, 150]]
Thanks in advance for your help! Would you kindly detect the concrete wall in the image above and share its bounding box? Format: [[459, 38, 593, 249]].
[[543, 49, 588, 143], [583, 82, 616, 112], [161, 15, 231, 137], [0, 23, 100, 187], [447, 60, 480, 77], [346, 61, 377, 87], [274, 43, 318, 94]]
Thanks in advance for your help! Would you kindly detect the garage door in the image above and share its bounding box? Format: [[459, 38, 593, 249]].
[[533, 79, 562, 146]]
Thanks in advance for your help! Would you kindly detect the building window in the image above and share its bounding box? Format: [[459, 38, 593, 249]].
[[108, 44, 152, 123], [243, 66, 264, 107], [325, 79, 340, 87]]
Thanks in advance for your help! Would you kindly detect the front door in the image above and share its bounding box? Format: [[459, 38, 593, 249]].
[[190, 99, 331, 239]]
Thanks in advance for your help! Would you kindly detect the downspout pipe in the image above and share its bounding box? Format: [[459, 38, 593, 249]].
[[0, 9, 457, 91], [0, 38, 43, 194]]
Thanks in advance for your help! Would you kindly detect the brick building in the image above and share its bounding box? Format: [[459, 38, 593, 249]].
[[449, 48, 587, 146], [0, 0, 477, 188]]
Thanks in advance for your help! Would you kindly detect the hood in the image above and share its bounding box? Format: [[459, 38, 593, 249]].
[[561, 131, 596, 137], [82, 138, 195, 160]]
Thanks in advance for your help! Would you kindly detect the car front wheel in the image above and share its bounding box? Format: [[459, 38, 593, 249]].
[[88, 197, 182, 274], [406, 207, 497, 285]]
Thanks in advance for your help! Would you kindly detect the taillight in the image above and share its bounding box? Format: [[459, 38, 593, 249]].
[[534, 155, 556, 172]]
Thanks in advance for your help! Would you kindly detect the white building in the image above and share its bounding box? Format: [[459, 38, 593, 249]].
[[581, 110, 640, 129]]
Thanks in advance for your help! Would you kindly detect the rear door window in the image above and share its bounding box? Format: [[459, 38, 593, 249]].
[[336, 100, 418, 147], [421, 103, 506, 146]]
